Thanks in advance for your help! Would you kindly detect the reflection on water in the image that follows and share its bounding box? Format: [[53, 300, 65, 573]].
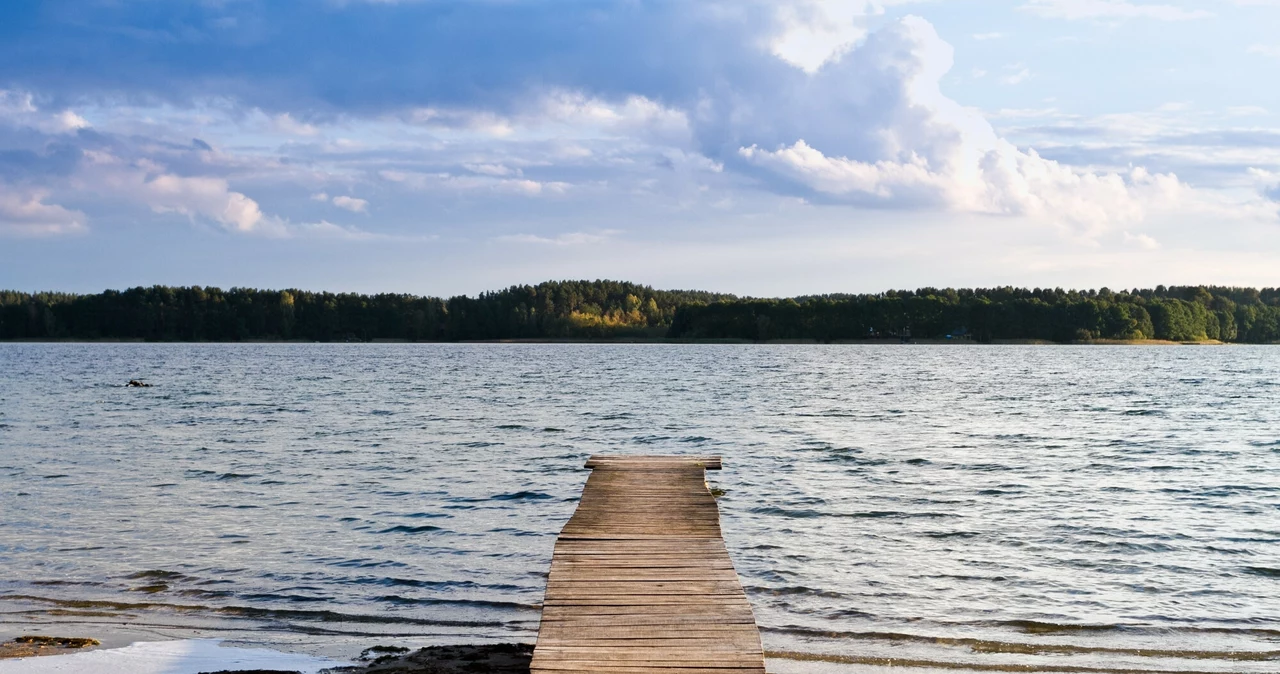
[[1, 344, 1277, 671]]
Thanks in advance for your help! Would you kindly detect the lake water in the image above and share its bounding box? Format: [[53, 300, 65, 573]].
[[1, 343, 1277, 673]]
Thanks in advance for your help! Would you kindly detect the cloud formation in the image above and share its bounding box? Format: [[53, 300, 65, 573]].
[[0, 187, 86, 236], [0, 0, 1274, 251]]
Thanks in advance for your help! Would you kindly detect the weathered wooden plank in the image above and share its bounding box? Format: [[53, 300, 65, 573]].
[[532, 455, 762, 674]]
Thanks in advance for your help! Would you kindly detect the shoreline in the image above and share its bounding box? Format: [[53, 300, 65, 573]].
[[0, 337, 1243, 345], [0, 633, 533, 674]]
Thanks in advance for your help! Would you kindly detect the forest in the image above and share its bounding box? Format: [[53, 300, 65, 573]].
[[667, 286, 1280, 343], [2, 281, 1278, 343]]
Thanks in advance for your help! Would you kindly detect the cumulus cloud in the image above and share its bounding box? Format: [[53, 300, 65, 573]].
[[71, 151, 281, 235], [725, 16, 1217, 237], [0, 187, 86, 236]]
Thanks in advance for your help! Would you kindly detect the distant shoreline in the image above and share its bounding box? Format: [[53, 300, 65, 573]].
[[0, 337, 1241, 345]]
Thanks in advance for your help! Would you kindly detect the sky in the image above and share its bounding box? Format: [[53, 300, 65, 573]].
[[1, 0, 1279, 297]]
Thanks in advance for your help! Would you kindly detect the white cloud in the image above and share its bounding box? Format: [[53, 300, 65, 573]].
[[770, 0, 874, 72], [495, 230, 620, 246], [1123, 231, 1161, 249], [0, 89, 91, 134], [272, 112, 320, 136], [141, 174, 270, 233], [75, 152, 280, 235], [729, 17, 1269, 238], [0, 187, 87, 237], [289, 220, 434, 242], [1248, 44, 1280, 57], [331, 195, 368, 212], [405, 107, 515, 137], [50, 110, 91, 133], [1019, 0, 1214, 20], [1002, 65, 1032, 85], [464, 163, 521, 177], [768, 0, 935, 72], [310, 192, 330, 201], [380, 170, 570, 196], [1226, 105, 1268, 116]]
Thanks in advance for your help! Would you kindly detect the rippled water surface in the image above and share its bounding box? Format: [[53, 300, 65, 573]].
[[2, 344, 1278, 672]]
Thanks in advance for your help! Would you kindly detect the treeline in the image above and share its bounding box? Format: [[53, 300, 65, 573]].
[[668, 286, 1280, 343], [0, 281, 732, 341], [2, 282, 1279, 343]]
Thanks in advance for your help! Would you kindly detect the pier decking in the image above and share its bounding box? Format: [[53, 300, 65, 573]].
[[531, 455, 765, 674]]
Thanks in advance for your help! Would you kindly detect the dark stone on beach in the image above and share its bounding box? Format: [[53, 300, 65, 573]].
[[0, 636, 101, 659], [14, 636, 100, 648], [328, 643, 532, 674]]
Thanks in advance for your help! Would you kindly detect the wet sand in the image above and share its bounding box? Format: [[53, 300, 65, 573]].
[[0, 637, 531, 674]]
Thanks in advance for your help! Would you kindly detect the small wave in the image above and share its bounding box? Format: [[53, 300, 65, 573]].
[[377, 525, 442, 534], [750, 506, 953, 519], [326, 558, 409, 569], [924, 531, 978, 539], [1244, 566, 1280, 578], [490, 491, 553, 501], [240, 592, 329, 603], [126, 570, 195, 582], [373, 595, 540, 611], [999, 620, 1125, 634], [744, 585, 843, 599]]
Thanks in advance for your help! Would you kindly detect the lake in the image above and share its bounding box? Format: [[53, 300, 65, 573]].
[[1, 343, 1277, 672]]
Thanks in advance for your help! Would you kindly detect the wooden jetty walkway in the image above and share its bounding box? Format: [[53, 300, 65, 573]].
[[531, 455, 765, 674]]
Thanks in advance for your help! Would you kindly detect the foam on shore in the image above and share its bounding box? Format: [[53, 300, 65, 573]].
[[0, 638, 349, 673]]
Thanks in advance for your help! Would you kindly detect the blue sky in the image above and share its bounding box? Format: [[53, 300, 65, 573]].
[[2, 0, 1279, 296]]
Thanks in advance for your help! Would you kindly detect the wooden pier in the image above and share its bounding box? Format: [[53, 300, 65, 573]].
[[531, 455, 765, 674]]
